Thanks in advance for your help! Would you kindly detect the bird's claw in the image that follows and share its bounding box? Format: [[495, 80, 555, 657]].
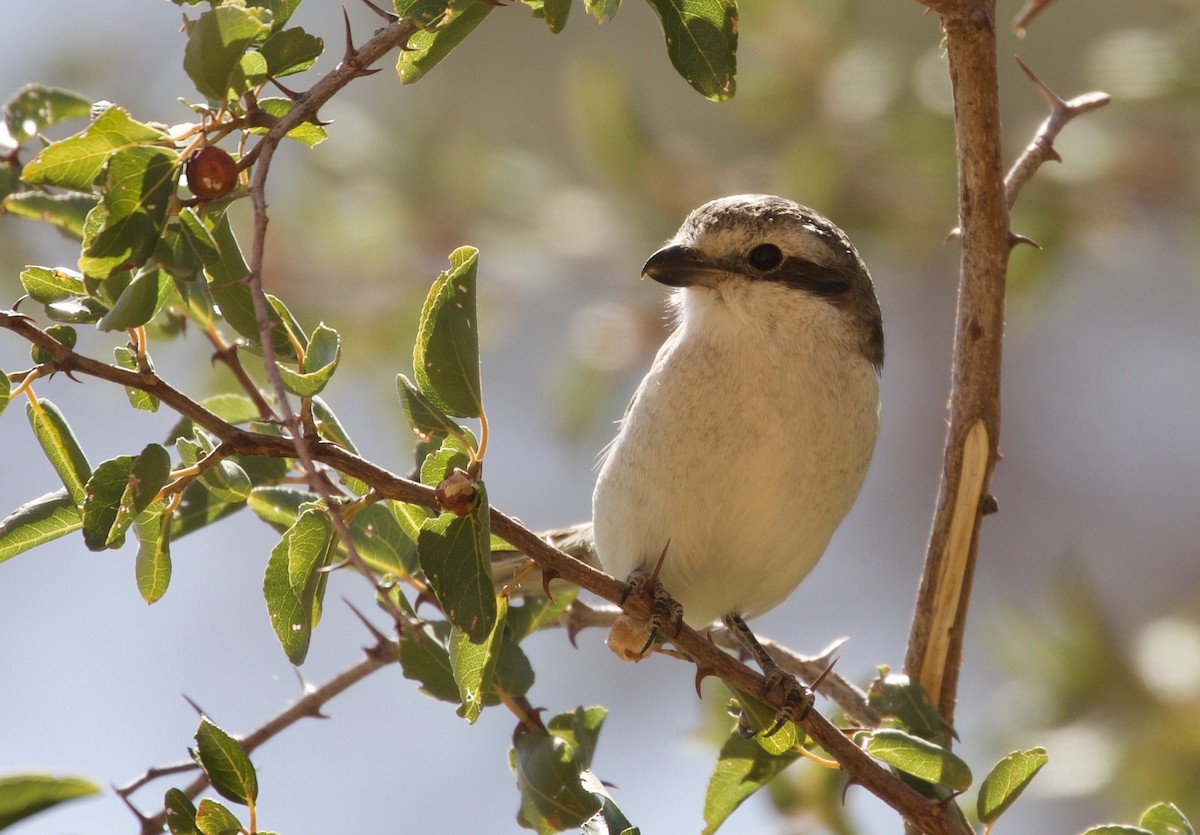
[[619, 571, 683, 656], [760, 668, 814, 736]]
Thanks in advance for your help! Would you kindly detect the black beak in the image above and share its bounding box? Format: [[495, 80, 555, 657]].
[[641, 244, 722, 288]]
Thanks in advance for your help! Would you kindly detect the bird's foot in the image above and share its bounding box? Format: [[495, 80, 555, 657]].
[[614, 570, 683, 658], [724, 613, 814, 737]]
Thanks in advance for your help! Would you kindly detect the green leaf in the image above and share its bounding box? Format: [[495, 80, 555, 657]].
[[164, 787, 201, 835], [396, 2, 494, 84], [525, 0, 572, 32], [21, 104, 169, 191], [0, 374, 8, 419], [348, 501, 417, 575], [450, 595, 508, 723], [44, 297, 107, 324], [0, 490, 83, 563], [547, 706, 607, 768], [512, 732, 602, 832], [585, 0, 621, 20], [276, 322, 340, 397], [114, 346, 161, 412], [394, 0, 453, 26], [259, 27, 323, 77], [199, 459, 253, 504], [413, 245, 483, 418], [399, 620, 460, 703], [19, 266, 86, 304], [81, 444, 172, 551], [193, 797, 243, 835], [3, 84, 91, 142], [201, 210, 250, 285], [506, 587, 578, 642], [2, 191, 96, 239], [0, 773, 100, 828], [419, 433, 473, 487], [493, 634, 536, 700], [29, 323, 76, 365], [867, 672, 956, 743], [263, 507, 335, 664], [248, 0, 301, 31], [247, 486, 314, 532], [134, 500, 173, 603], [702, 729, 800, 834], [1080, 828, 1154, 835], [863, 728, 972, 792], [183, 5, 272, 101], [194, 716, 258, 806], [1140, 803, 1195, 835], [79, 146, 179, 279], [976, 747, 1048, 824], [171, 480, 242, 538], [418, 481, 495, 642], [249, 97, 328, 147], [642, 0, 737, 101], [26, 398, 91, 507], [397, 372, 469, 445], [734, 691, 801, 755], [98, 268, 172, 331]]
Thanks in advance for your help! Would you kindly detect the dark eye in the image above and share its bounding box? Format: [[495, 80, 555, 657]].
[[747, 243, 783, 271]]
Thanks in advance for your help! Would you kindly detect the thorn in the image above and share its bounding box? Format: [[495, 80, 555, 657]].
[[539, 566, 559, 603], [413, 588, 437, 613], [810, 655, 840, 693], [1009, 231, 1042, 250], [981, 493, 1000, 515], [647, 539, 670, 587], [341, 6, 358, 64], [269, 77, 303, 101], [359, 0, 400, 21], [1014, 55, 1066, 113], [181, 693, 206, 717], [840, 776, 861, 806], [343, 595, 391, 647], [693, 664, 715, 699], [113, 784, 152, 825]]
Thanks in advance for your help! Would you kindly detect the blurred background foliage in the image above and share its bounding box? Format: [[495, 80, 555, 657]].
[[2, 0, 1200, 833]]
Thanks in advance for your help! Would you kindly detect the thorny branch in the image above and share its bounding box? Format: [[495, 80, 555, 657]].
[[1, 309, 967, 835]]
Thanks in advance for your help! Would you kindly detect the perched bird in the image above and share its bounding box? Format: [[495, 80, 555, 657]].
[[591, 194, 882, 727]]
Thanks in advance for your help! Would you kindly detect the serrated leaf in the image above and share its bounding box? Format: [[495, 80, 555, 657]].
[[184, 5, 272, 101], [19, 266, 86, 304], [451, 595, 508, 723], [26, 398, 91, 506], [864, 728, 972, 792], [394, 0, 453, 26], [734, 690, 801, 756], [263, 507, 335, 664], [21, 104, 169, 191], [164, 787, 201, 834], [642, 0, 737, 101], [413, 245, 483, 418], [98, 268, 172, 331], [0, 490, 83, 563], [259, 27, 323, 77], [0, 773, 101, 829], [276, 322, 339, 396], [512, 732, 602, 832], [418, 481, 495, 642], [194, 797, 243, 835], [79, 146, 179, 279], [2, 191, 96, 239], [134, 499, 173, 603], [3, 84, 91, 142], [1141, 803, 1195, 835], [249, 97, 328, 147], [702, 729, 800, 835], [977, 747, 1048, 824], [80, 445, 171, 551], [396, 2, 494, 84], [194, 716, 258, 806], [397, 372, 469, 445], [419, 433, 472, 487]]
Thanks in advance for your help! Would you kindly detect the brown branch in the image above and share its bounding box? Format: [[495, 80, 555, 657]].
[[1005, 57, 1111, 209], [1, 310, 966, 834], [118, 639, 397, 834], [904, 0, 1009, 725]]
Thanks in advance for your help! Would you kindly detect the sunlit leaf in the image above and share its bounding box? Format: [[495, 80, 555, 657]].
[[249, 97, 328, 147], [19, 266, 85, 304], [21, 104, 169, 192], [394, 0, 453, 27], [259, 27, 323, 77], [263, 507, 335, 664], [194, 716, 258, 806], [193, 797, 242, 835], [0, 773, 100, 829], [0, 490, 81, 564], [396, 2, 494, 85], [348, 501, 417, 575], [164, 787, 200, 834], [3, 84, 91, 141], [397, 372, 468, 446], [642, 0, 737, 101], [97, 268, 172, 330], [2, 191, 96, 239], [418, 481, 495, 642], [26, 398, 91, 507], [450, 595, 508, 723], [114, 345, 160, 413], [977, 747, 1048, 825], [867, 672, 956, 743], [863, 728, 972, 792], [585, 0, 621, 21], [81, 444, 171, 551], [275, 322, 340, 397], [1140, 802, 1195, 835], [413, 245, 483, 418], [512, 732, 602, 832], [703, 729, 800, 834], [183, 5, 272, 101], [134, 499, 173, 603]]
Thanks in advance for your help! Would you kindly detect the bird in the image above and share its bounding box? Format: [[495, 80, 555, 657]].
[[591, 194, 882, 730]]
